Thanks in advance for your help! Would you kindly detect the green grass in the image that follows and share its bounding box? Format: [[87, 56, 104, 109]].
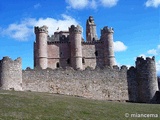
[[0, 90, 160, 120]]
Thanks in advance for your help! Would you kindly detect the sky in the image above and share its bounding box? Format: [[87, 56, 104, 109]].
[[0, 0, 160, 74]]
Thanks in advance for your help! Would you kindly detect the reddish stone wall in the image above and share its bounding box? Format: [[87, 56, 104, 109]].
[[47, 42, 70, 69], [47, 42, 104, 69], [82, 43, 104, 69]]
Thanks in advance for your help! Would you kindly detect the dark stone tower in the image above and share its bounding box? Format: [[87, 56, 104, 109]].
[[127, 56, 159, 103], [136, 57, 158, 103]]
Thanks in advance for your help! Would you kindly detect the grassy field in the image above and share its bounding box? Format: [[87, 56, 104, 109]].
[[0, 90, 160, 120]]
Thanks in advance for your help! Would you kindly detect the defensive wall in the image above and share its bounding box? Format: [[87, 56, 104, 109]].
[[0, 56, 160, 103], [22, 66, 128, 101]]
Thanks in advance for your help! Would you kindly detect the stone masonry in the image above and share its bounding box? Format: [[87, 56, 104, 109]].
[[22, 66, 128, 101], [34, 16, 115, 70], [0, 56, 159, 103], [0, 57, 22, 91], [0, 16, 159, 103]]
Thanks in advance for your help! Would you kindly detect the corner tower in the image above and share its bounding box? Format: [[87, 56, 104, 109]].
[[0, 57, 22, 91], [69, 25, 83, 69], [101, 26, 115, 67], [34, 25, 48, 69], [86, 16, 98, 42], [136, 57, 158, 103]]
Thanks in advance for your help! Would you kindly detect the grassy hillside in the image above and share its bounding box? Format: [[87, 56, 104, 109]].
[[0, 90, 160, 120]]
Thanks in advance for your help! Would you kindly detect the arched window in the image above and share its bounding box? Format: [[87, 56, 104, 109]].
[[67, 58, 70, 64], [82, 58, 85, 64], [95, 51, 98, 56], [60, 52, 63, 57], [56, 62, 60, 68]]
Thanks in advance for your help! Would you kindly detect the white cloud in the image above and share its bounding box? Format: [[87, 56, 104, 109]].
[[100, 0, 119, 7], [66, 0, 118, 9], [1, 15, 79, 41], [114, 41, 127, 52], [145, 0, 160, 8], [1, 18, 36, 41], [35, 14, 78, 35], [147, 49, 157, 55], [34, 3, 41, 9], [66, 0, 88, 9], [156, 60, 160, 75], [157, 45, 160, 54], [90, 0, 97, 9], [147, 45, 160, 55]]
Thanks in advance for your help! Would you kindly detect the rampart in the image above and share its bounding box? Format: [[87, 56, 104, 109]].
[[0, 56, 159, 103], [22, 66, 128, 101]]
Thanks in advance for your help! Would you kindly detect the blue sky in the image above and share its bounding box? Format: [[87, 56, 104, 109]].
[[0, 0, 160, 74]]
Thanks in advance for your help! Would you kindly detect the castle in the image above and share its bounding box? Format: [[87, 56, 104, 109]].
[[34, 16, 115, 69], [0, 16, 159, 103]]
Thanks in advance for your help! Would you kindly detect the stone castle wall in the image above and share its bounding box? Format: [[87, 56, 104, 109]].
[[47, 42, 70, 69], [82, 42, 104, 69], [0, 56, 159, 103], [46, 41, 105, 69], [22, 66, 128, 101], [0, 57, 22, 91]]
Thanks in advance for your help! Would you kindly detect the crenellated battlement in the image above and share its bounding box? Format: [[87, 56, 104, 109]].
[[82, 41, 103, 44], [47, 41, 70, 44], [2, 56, 21, 63], [69, 25, 82, 33], [136, 56, 155, 66], [101, 26, 114, 35], [23, 64, 128, 72], [34, 25, 48, 34]]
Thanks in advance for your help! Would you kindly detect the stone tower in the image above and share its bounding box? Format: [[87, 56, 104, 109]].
[[69, 25, 83, 69], [101, 26, 115, 67], [136, 57, 158, 103], [0, 57, 22, 91], [86, 16, 98, 42], [34, 25, 48, 69]]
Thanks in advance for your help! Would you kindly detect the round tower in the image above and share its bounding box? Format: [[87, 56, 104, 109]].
[[0, 57, 22, 91], [69, 25, 83, 69], [101, 26, 115, 67], [136, 56, 158, 103], [34, 25, 48, 69]]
